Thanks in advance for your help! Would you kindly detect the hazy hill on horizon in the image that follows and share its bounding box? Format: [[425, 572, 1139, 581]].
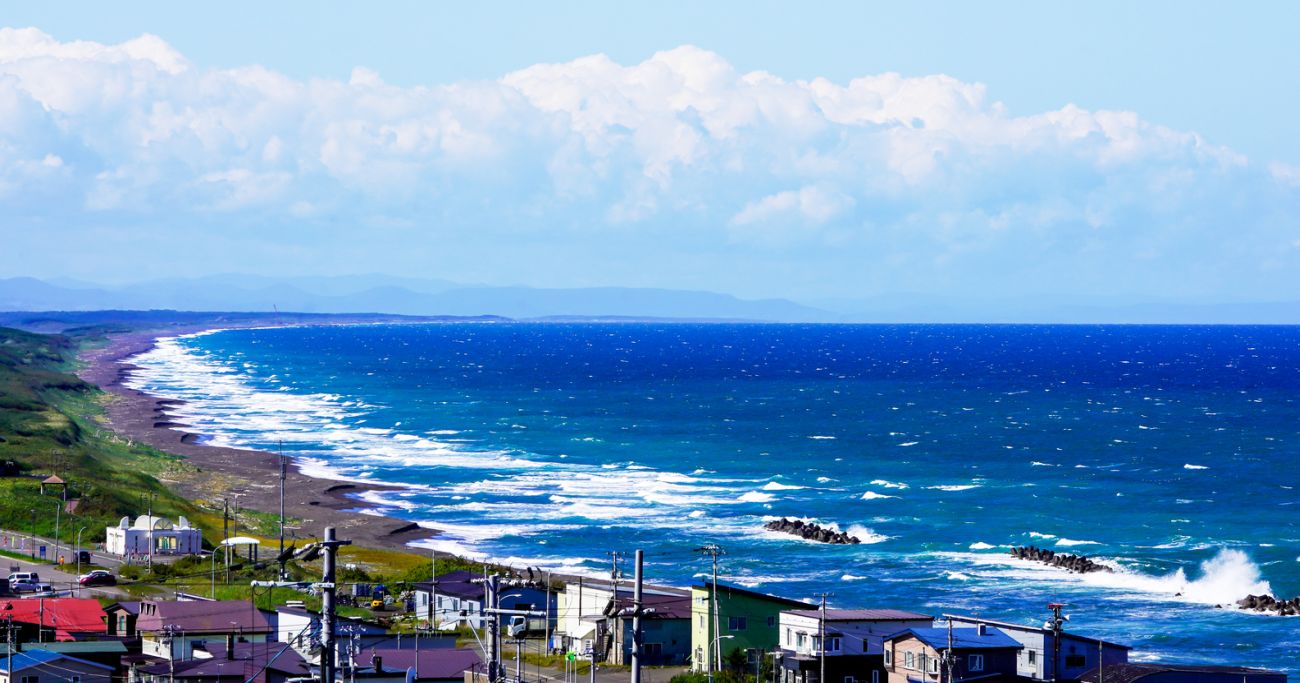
[[2, 276, 1298, 324], [0, 275, 834, 322]]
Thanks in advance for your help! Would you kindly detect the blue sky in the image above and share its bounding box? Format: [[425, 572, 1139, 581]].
[[3, 2, 1298, 304]]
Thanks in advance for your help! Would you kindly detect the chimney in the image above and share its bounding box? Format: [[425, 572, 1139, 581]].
[[373, 655, 384, 673], [976, 623, 987, 636], [226, 633, 235, 659]]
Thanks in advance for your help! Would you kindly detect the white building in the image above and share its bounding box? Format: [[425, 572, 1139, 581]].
[[105, 515, 203, 556]]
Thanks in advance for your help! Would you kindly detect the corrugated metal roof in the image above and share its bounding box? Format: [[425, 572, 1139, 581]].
[[1079, 662, 1287, 683], [888, 627, 1022, 650], [0, 649, 114, 674], [786, 608, 931, 622]]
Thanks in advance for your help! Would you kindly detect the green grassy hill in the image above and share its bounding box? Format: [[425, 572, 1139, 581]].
[[0, 326, 201, 547]]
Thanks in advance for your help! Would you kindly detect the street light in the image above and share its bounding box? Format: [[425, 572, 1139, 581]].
[[53, 500, 62, 567], [708, 635, 735, 683]]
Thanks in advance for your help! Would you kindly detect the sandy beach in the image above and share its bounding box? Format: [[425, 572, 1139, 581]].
[[77, 328, 437, 552]]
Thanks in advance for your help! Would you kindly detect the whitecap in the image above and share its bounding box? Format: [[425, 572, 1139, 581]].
[[870, 479, 909, 489], [927, 484, 981, 492], [1055, 538, 1102, 547], [739, 491, 776, 503], [897, 441, 919, 447], [808, 435, 837, 440], [969, 542, 996, 550], [860, 491, 896, 501], [1184, 464, 1209, 470], [763, 481, 806, 491]]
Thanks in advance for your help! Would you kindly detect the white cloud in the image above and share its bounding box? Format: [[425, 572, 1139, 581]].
[[0, 28, 1296, 299], [731, 186, 854, 227]]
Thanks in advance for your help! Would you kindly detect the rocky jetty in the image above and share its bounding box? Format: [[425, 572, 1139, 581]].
[[1236, 594, 1300, 616], [1009, 545, 1113, 574], [765, 518, 860, 544]]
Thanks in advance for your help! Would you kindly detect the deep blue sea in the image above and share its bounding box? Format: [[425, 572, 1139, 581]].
[[125, 323, 1300, 673]]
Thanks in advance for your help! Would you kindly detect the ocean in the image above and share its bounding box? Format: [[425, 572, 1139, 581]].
[[124, 323, 1300, 672]]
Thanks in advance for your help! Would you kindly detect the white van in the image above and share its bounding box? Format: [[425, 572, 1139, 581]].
[[8, 571, 39, 584]]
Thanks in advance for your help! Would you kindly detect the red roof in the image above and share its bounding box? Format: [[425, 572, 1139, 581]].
[[0, 599, 107, 640]]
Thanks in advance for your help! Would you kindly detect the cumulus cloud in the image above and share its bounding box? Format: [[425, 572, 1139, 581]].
[[0, 27, 1296, 299]]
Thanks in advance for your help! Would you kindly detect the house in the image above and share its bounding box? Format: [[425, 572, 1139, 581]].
[[691, 582, 814, 673], [133, 640, 311, 683], [1078, 663, 1286, 683], [104, 601, 141, 638], [0, 598, 108, 641], [342, 647, 482, 682], [0, 642, 130, 682], [412, 570, 486, 630], [270, 605, 390, 662], [0, 649, 114, 683], [411, 570, 555, 634], [945, 614, 1130, 681], [555, 579, 689, 657], [134, 600, 271, 661], [883, 625, 1023, 683], [601, 591, 692, 665], [105, 515, 203, 556], [778, 609, 933, 683]]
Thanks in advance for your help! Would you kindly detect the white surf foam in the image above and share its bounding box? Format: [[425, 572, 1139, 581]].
[[870, 479, 909, 489], [927, 484, 981, 492], [860, 491, 897, 501], [1184, 464, 1209, 470]]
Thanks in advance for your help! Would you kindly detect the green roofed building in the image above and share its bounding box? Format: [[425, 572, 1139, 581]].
[[691, 582, 813, 674]]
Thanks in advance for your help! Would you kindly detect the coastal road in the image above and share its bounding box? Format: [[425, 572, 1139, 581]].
[[1, 553, 128, 600]]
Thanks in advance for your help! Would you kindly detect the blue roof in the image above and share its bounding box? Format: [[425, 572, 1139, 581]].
[[0, 649, 114, 673], [889, 627, 1022, 651]]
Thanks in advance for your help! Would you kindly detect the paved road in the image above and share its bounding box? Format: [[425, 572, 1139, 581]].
[[1, 529, 130, 599]]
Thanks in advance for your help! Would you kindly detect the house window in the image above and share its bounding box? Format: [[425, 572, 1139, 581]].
[[21, 676, 39, 683], [844, 677, 856, 683], [1028, 651, 1037, 665], [797, 634, 808, 649], [883, 650, 892, 666], [928, 656, 939, 674], [1065, 655, 1086, 668], [767, 616, 776, 628], [71, 678, 82, 683], [646, 643, 663, 658], [968, 654, 984, 672], [872, 672, 879, 683], [728, 616, 747, 631], [905, 651, 915, 669], [826, 637, 842, 653]]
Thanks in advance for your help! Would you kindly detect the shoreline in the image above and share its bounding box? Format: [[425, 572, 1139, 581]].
[[76, 325, 440, 553]]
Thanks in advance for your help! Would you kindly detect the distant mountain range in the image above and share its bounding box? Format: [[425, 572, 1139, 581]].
[[1, 276, 1297, 324], [0, 276, 834, 322]]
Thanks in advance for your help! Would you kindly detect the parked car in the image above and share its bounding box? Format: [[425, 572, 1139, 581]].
[[8, 571, 40, 584], [9, 578, 43, 593], [78, 570, 117, 587]]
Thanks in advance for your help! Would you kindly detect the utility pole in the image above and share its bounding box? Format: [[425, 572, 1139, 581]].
[[222, 498, 230, 584], [696, 544, 724, 681], [5, 612, 13, 683], [1047, 604, 1066, 683], [815, 593, 832, 683], [320, 527, 353, 683], [943, 619, 956, 683], [544, 571, 552, 656], [278, 443, 287, 579], [631, 549, 645, 683], [430, 551, 444, 633], [486, 573, 502, 683]]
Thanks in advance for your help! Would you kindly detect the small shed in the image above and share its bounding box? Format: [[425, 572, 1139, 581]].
[[40, 474, 67, 497]]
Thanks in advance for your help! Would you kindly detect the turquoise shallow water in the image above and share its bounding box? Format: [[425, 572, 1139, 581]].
[[124, 323, 1299, 673]]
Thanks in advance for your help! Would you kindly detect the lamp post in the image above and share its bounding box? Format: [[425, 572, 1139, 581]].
[[53, 500, 62, 566], [708, 635, 735, 683]]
